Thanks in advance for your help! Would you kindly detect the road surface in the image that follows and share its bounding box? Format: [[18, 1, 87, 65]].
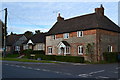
[[2, 60, 120, 79]]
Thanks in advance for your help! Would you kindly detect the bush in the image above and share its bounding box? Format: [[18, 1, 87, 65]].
[[5, 53, 19, 58], [33, 50, 45, 55], [21, 50, 84, 63], [103, 52, 119, 63], [34, 54, 84, 63], [21, 49, 33, 59], [55, 56, 84, 63], [13, 51, 19, 54]]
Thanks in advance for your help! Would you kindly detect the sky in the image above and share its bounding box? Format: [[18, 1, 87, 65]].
[[0, 1, 119, 34]]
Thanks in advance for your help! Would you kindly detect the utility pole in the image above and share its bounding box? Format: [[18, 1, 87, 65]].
[[3, 8, 7, 57]]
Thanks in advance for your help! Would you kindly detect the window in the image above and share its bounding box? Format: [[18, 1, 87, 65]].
[[78, 46, 83, 54], [23, 45, 28, 50], [108, 45, 112, 52], [15, 46, 20, 51], [37, 44, 43, 50], [65, 47, 70, 54], [51, 35, 56, 40], [77, 31, 83, 37], [64, 33, 69, 39], [48, 47, 52, 54]]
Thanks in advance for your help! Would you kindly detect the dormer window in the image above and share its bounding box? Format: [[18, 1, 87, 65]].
[[64, 33, 69, 39], [77, 31, 83, 37]]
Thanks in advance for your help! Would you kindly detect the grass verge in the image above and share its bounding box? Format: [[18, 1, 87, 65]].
[[2, 58, 58, 63]]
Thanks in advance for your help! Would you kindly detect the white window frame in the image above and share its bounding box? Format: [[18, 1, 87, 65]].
[[48, 47, 52, 54], [65, 46, 70, 54], [64, 33, 69, 39], [23, 45, 28, 50], [108, 45, 112, 52], [37, 44, 43, 50], [77, 31, 83, 37], [15, 46, 20, 51], [78, 46, 83, 55]]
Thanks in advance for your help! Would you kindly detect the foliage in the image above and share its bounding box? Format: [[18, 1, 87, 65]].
[[21, 49, 33, 59], [5, 53, 19, 58], [35, 30, 42, 34], [34, 54, 84, 63], [21, 49, 84, 63], [103, 52, 119, 63], [86, 43, 95, 62], [24, 31, 33, 38], [32, 50, 45, 55]]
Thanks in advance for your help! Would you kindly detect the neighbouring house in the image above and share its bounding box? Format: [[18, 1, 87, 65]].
[[23, 33, 46, 51], [6, 34, 28, 54], [46, 5, 120, 62]]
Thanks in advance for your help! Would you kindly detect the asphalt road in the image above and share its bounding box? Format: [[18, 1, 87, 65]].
[[2, 60, 120, 79]]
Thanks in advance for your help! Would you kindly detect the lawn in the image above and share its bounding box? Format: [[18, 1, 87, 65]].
[[2, 58, 58, 63]]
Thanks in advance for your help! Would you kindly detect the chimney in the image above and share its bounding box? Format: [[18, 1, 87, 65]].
[[95, 4, 104, 16], [57, 13, 64, 22]]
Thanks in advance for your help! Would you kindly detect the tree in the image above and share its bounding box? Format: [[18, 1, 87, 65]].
[[24, 31, 33, 38], [35, 30, 41, 34], [10, 32, 14, 35]]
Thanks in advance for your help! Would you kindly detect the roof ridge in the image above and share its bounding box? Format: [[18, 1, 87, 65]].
[[65, 13, 96, 21]]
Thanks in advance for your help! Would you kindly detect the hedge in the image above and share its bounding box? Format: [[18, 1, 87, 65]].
[[32, 50, 45, 55], [103, 52, 119, 63], [35, 54, 84, 63], [21, 49, 84, 63]]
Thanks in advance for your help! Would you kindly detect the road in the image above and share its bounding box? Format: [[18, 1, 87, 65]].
[[2, 60, 120, 79]]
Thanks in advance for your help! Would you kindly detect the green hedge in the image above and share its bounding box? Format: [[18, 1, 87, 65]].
[[5, 54, 19, 58], [35, 54, 84, 63], [21, 49, 84, 63], [103, 52, 119, 63], [32, 50, 45, 55], [21, 49, 33, 59]]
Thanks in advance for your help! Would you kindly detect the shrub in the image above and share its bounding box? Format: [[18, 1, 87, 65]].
[[33, 50, 45, 55], [5, 53, 19, 58], [34, 54, 84, 63], [21, 49, 33, 59], [55, 56, 84, 63], [103, 52, 119, 63]]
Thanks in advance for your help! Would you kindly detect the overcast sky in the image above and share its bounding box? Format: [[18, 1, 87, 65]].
[[0, 2, 118, 34]]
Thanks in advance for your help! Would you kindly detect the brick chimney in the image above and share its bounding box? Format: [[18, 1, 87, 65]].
[[57, 13, 64, 22], [95, 4, 104, 16]]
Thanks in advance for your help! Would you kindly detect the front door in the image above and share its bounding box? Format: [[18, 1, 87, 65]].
[[61, 47, 64, 55]]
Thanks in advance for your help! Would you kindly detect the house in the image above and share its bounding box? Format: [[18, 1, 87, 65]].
[[46, 5, 120, 62], [23, 33, 46, 51], [6, 34, 28, 54]]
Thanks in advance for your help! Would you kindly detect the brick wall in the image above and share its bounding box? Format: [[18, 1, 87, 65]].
[[46, 29, 97, 56]]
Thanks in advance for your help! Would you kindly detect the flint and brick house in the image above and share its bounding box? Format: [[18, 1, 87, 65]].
[[23, 33, 46, 51], [46, 5, 120, 62]]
